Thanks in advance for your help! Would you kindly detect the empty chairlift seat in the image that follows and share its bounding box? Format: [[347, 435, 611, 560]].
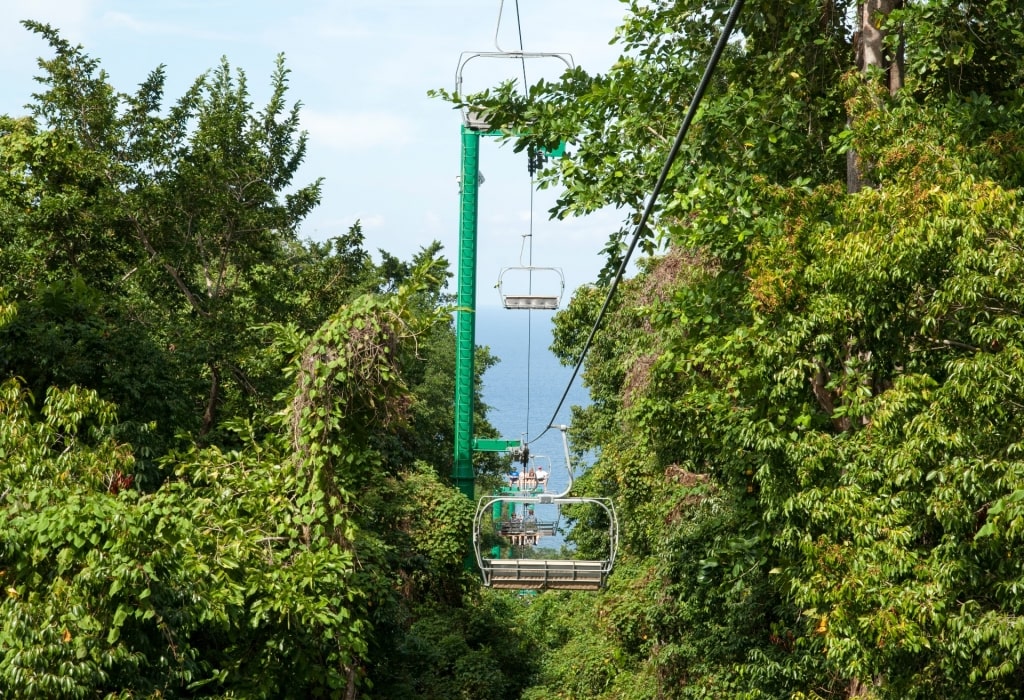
[[502, 294, 560, 310], [497, 266, 565, 311], [474, 493, 619, 592]]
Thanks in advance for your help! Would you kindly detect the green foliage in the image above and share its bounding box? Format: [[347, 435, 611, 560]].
[[543, 98, 1024, 698], [0, 369, 371, 697], [517, 590, 625, 699], [493, 3, 1024, 698], [749, 110, 1024, 697], [0, 259, 492, 698], [371, 591, 537, 700], [893, 0, 1024, 98], [0, 21, 520, 700], [0, 275, 187, 478], [0, 378, 353, 697], [0, 22, 326, 444]]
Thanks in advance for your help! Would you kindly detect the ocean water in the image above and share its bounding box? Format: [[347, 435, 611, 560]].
[[475, 308, 592, 548]]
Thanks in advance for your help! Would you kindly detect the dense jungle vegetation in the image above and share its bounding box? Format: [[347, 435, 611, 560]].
[[4, 0, 1024, 697], [0, 20, 519, 699]]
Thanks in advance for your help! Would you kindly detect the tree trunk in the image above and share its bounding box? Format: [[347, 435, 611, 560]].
[[845, 6, 905, 688], [847, 0, 905, 193], [344, 665, 359, 700], [199, 363, 220, 437], [860, 0, 904, 91]]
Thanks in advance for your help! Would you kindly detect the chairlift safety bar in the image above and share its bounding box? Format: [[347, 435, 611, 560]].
[[497, 265, 565, 311], [455, 51, 574, 130]]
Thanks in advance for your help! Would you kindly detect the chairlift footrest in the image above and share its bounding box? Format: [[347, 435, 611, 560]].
[[482, 558, 608, 591]]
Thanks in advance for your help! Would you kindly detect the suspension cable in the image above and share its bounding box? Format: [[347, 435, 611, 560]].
[[512, 0, 534, 445], [514, 0, 529, 89], [529, 0, 747, 444], [524, 183, 537, 443]]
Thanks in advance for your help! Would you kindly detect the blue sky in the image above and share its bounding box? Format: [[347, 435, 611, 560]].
[[0, 0, 631, 309]]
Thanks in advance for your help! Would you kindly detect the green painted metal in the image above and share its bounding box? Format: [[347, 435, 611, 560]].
[[474, 125, 566, 158], [473, 438, 522, 452], [453, 125, 481, 503]]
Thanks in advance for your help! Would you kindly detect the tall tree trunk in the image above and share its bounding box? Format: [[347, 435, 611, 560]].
[[847, 0, 905, 193]]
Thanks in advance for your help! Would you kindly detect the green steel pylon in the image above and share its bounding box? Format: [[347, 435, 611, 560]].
[[452, 125, 481, 502]]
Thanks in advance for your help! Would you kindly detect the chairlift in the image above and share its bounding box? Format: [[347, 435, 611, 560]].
[[503, 453, 552, 493], [474, 426, 619, 591], [454, 4, 574, 132], [497, 266, 565, 310]]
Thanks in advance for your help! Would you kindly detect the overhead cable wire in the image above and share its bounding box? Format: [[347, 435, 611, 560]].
[[524, 186, 535, 443], [513, 0, 534, 444], [514, 0, 529, 90], [530, 0, 746, 444]]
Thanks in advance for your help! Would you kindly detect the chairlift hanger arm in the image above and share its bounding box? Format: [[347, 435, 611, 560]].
[[498, 265, 564, 277]]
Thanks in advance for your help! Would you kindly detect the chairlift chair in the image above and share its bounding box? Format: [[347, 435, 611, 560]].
[[455, 46, 574, 132], [521, 454, 551, 492], [456, 34, 570, 311], [497, 266, 565, 310], [475, 494, 617, 590], [474, 426, 619, 591], [502, 453, 551, 494]]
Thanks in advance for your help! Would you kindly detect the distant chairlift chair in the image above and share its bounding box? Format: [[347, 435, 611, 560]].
[[497, 266, 565, 311]]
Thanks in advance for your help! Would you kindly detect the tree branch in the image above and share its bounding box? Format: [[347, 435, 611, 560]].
[[131, 218, 211, 317]]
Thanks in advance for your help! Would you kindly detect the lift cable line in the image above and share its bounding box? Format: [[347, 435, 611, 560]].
[[513, 0, 530, 90], [529, 0, 747, 446], [516, 0, 533, 445], [524, 218, 533, 442]]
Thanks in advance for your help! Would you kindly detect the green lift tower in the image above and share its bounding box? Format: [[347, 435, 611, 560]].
[[452, 124, 482, 502]]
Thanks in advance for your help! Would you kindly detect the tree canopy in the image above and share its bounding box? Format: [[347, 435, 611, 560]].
[[0, 22, 522, 699], [455, 0, 1024, 697]]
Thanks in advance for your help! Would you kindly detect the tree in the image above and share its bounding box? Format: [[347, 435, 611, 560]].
[[848, 0, 904, 193], [1, 25, 517, 699], [0, 260, 494, 698], [460, 1, 1024, 697], [1, 22, 323, 446]]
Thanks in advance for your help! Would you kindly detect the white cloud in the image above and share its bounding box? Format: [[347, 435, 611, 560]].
[[100, 10, 232, 41], [300, 108, 415, 152], [359, 214, 386, 229], [0, 0, 96, 58]]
